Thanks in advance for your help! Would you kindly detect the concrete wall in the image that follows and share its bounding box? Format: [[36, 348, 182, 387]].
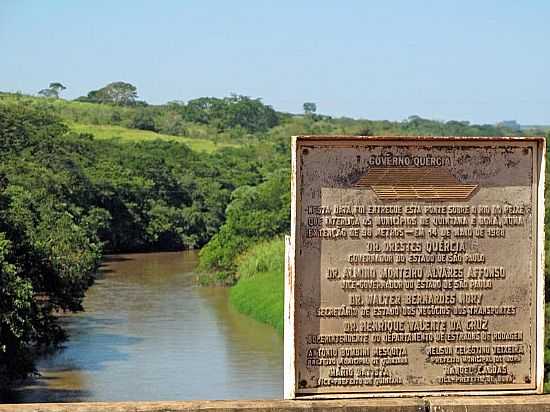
[[1, 396, 550, 412]]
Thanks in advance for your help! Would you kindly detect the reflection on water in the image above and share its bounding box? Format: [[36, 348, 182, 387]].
[[9, 251, 283, 402]]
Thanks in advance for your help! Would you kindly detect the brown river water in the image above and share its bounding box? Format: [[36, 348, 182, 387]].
[[7, 251, 283, 402]]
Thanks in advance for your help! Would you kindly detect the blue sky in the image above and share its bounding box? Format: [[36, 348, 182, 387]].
[[1, 1, 549, 124]]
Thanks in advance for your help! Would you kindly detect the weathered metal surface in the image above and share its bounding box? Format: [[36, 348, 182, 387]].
[[286, 136, 545, 398]]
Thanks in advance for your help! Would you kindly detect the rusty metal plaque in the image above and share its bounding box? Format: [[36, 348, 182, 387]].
[[285, 136, 545, 398]]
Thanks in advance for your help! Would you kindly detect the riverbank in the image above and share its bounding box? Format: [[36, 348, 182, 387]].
[[229, 239, 285, 335]]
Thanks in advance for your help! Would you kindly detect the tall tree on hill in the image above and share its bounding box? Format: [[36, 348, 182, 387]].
[[104, 81, 138, 105], [303, 102, 317, 115], [37, 82, 66, 99], [76, 81, 138, 106]]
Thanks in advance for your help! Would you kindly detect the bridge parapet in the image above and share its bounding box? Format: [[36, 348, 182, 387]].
[[2, 396, 550, 412]]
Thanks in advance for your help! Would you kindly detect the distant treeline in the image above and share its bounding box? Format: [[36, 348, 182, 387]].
[[3, 88, 534, 142], [0, 89, 546, 390]]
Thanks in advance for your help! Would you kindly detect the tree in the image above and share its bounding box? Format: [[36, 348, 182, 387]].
[[303, 102, 317, 115], [184, 97, 224, 124], [37, 82, 66, 99], [103, 81, 138, 105], [37, 88, 56, 98], [199, 168, 290, 272], [49, 82, 66, 95], [183, 95, 279, 133], [76, 81, 138, 106], [221, 95, 279, 133], [130, 109, 157, 131], [0, 104, 102, 388]]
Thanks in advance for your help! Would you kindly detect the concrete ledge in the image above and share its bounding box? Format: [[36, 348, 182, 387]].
[[429, 395, 550, 412], [3, 396, 550, 412], [0, 399, 425, 412]]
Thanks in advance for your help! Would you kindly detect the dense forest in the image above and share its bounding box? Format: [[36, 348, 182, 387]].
[[0, 84, 549, 390]]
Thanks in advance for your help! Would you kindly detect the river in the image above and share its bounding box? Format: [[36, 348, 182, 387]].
[[9, 251, 283, 402]]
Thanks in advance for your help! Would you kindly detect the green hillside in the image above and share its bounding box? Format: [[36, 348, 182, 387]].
[[0, 92, 242, 152], [69, 122, 236, 153]]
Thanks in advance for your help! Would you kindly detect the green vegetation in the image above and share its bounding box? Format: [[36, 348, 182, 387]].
[[0, 97, 265, 388], [0, 104, 101, 387], [230, 238, 285, 335], [0, 91, 280, 144], [1, 83, 549, 389], [38, 82, 66, 99], [69, 123, 236, 153], [198, 168, 290, 276], [75, 81, 139, 106], [197, 114, 537, 283]]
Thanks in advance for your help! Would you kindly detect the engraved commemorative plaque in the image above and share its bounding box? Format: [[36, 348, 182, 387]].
[[285, 136, 545, 398]]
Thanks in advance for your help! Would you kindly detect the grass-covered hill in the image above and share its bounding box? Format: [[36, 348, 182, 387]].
[[1, 93, 242, 152], [0, 88, 547, 389], [70, 123, 238, 153]]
